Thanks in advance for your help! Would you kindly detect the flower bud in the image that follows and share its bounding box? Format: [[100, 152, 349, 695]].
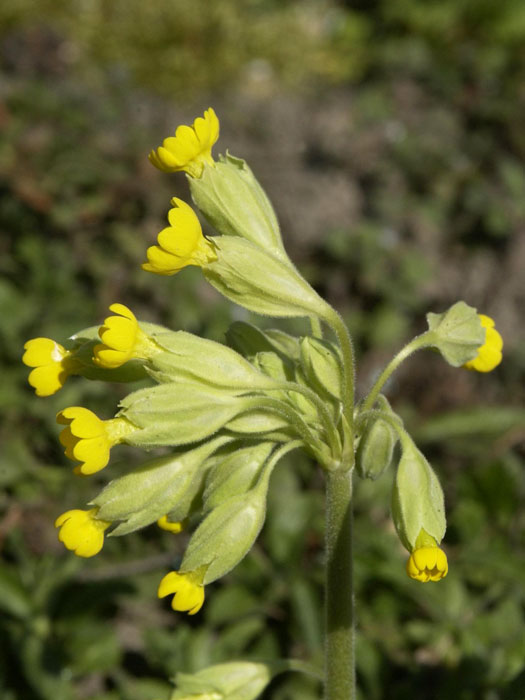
[[356, 395, 399, 481], [426, 301, 485, 367], [189, 153, 285, 257], [170, 661, 273, 700], [391, 437, 446, 552], [226, 321, 301, 362], [300, 336, 342, 400], [180, 449, 282, 584], [204, 236, 329, 320], [203, 442, 274, 512]]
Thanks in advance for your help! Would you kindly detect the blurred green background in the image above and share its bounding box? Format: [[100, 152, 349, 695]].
[[1, 1, 525, 698]]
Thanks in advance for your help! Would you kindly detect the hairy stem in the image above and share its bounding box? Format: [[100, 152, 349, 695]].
[[361, 332, 434, 412], [325, 466, 355, 700]]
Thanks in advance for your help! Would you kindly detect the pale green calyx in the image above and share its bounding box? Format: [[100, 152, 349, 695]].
[[180, 443, 298, 584], [91, 436, 231, 536], [356, 395, 399, 481], [391, 435, 446, 552], [119, 384, 264, 449], [189, 153, 285, 258], [204, 236, 330, 320], [170, 661, 273, 700], [300, 336, 342, 401], [149, 330, 282, 392], [426, 301, 485, 367]]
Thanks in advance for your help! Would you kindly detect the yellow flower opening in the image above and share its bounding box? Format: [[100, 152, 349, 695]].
[[57, 406, 136, 475], [406, 530, 448, 583], [22, 337, 79, 396], [148, 107, 219, 178], [93, 303, 161, 369], [157, 515, 186, 534], [55, 508, 111, 557], [463, 314, 503, 373], [142, 198, 217, 276], [157, 569, 205, 615]]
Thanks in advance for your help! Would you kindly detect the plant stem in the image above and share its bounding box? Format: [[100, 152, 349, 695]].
[[325, 466, 355, 700], [361, 332, 434, 413], [324, 308, 355, 436]]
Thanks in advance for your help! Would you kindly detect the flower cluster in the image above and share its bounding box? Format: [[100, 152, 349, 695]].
[[23, 106, 504, 640]]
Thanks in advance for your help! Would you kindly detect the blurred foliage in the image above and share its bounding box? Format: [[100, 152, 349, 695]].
[[1, 0, 525, 698]]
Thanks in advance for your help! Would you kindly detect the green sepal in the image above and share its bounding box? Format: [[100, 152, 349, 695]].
[[355, 396, 399, 480], [204, 237, 329, 320], [91, 437, 231, 536], [118, 384, 264, 448], [189, 152, 285, 257], [170, 661, 273, 700], [203, 442, 275, 512], [426, 301, 485, 367], [148, 330, 280, 391], [391, 436, 446, 551]]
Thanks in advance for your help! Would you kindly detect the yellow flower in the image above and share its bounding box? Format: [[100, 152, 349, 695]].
[[55, 508, 111, 557], [157, 515, 186, 534], [22, 338, 79, 396], [93, 303, 161, 369], [148, 107, 219, 178], [57, 406, 136, 475], [157, 569, 205, 615], [406, 530, 448, 583], [142, 198, 217, 276], [463, 314, 503, 372]]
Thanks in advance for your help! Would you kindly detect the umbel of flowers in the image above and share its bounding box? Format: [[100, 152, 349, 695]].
[[23, 109, 503, 698]]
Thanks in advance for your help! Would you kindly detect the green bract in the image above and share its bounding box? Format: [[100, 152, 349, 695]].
[[426, 301, 485, 367], [189, 153, 285, 258], [391, 436, 446, 551]]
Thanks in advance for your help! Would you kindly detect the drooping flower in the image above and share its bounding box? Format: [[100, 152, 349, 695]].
[[148, 107, 219, 178], [157, 515, 186, 534], [22, 338, 79, 396], [57, 406, 136, 475], [142, 198, 217, 275], [463, 314, 503, 373], [55, 508, 111, 557], [157, 569, 205, 615], [93, 303, 161, 369], [406, 530, 448, 582]]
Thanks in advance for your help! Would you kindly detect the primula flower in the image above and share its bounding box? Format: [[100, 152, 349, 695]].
[[142, 198, 217, 276], [406, 530, 448, 582], [157, 515, 186, 534], [93, 303, 161, 369], [463, 314, 503, 373], [22, 338, 79, 396], [148, 107, 219, 178], [157, 569, 205, 615], [57, 406, 136, 475], [55, 508, 111, 557]]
